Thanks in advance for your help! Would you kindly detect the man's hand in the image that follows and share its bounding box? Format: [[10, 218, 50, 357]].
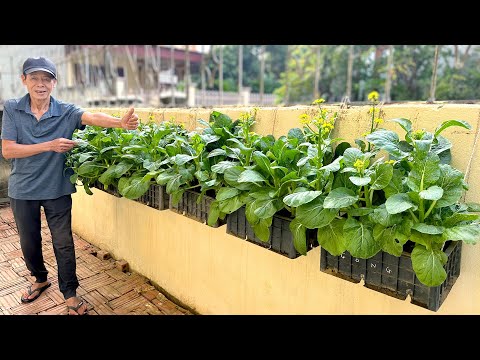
[[50, 138, 77, 153], [120, 107, 139, 130]]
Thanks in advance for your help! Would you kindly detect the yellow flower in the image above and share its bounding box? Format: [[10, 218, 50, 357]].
[[312, 98, 325, 105], [374, 118, 383, 124], [240, 112, 250, 121], [299, 113, 310, 124], [368, 91, 379, 102], [362, 131, 370, 137], [386, 159, 396, 165], [412, 129, 425, 139], [354, 159, 365, 170]]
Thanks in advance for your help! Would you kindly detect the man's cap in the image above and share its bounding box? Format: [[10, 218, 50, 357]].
[[22, 56, 57, 79]]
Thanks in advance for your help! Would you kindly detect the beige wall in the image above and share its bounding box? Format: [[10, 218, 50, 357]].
[[72, 104, 480, 314]]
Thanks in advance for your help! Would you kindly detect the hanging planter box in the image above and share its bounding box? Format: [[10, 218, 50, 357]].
[[226, 206, 318, 259], [134, 184, 169, 211], [169, 189, 225, 228], [93, 180, 121, 198], [319, 240, 462, 312]]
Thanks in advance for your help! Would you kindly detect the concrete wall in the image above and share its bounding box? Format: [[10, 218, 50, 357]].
[[71, 103, 480, 314]]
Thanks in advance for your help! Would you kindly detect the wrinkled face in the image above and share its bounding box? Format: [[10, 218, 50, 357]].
[[21, 71, 57, 101]]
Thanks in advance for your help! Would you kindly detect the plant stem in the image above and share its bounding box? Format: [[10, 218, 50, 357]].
[[408, 208, 419, 223], [424, 200, 437, 220]]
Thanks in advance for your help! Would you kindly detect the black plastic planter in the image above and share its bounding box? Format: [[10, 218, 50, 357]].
[[169, 189, 225, 228], [319, 240, 462, 312], [93, 180, 121, 198], [226, 206, 318, 259], [134, 184, 170, 211]]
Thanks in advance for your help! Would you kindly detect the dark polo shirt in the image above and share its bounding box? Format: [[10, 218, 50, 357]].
[[1, 94, 85, 200]]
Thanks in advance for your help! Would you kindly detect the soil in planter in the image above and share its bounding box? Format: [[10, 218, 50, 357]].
[[319, 240, 462, 312]]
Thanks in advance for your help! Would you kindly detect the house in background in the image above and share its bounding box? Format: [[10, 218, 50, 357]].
[[0, 45, 204, 108]]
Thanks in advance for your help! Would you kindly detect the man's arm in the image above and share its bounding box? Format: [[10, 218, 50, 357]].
[[1, 138, 76, 159], [81, 107, 139, 130]]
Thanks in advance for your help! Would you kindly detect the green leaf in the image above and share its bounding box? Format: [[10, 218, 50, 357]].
[[216, 187, 241, 201], [389, 117, 412, 133], [342, 147, 364, 167], [170, 189, 184, 207], [119, 176, 151, 199], [70, 173, 78, 185], [419, 186, 444, 201], [466, 202, 480, 212], [207, 201, 221, 227], [434, 119, 471, 137], [283, 190, 322, 207], [245, 202, 260, 226], [344, 217, 381, 258], [370, 163, 393, 190], [411, 243, 447, 287], [238, 169, 267, 184], [385, 193, 416, 214], [334, 142, 352, 157], [218, 195, 245, 214], [369, 205, 403, 227], [77, 161, 105, 177], [412, 223, 444, 235], [174, 154, 195, 166], [435, 164, 465, 208], [252, 217, 272, 243], [207, 148, 227, 158], [252, 151, 272, 177], [406, 153, 441, 192], [409, 230, 443, 248], [443, 212, 479, 227], [166, 174, 183, 194], [383, 169, 405, 198], [366, 130, 408, 159], [347, 207, 374, 217], [288, 127, 305, 143], [252, 197, 283, 219], [349, 176, 371, 186], [443, 224, 480, 244], [101, 161, 133, 184], [317, 218, 347, 256], [290, 218, 307, 255], [320, 156, 342, 172], [211, 161, 237, 174], [323, 187, 359, 209], [78, 153, 94, 163], [373, 224, 404, 256], [224, 167, 257, 191], [83, 182, 93, 195]]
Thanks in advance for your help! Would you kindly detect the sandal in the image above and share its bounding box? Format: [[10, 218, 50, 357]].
[[21, 282, 51, 303], [67, 299, 88, 315]]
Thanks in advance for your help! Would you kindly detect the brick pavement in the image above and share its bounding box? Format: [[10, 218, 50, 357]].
[[0, 202, 194, 316]]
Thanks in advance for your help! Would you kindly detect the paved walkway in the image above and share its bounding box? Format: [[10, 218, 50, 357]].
[[0, 202, 193, 315]]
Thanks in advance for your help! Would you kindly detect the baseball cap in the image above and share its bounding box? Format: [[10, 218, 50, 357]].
[[22, 56, 57, 79]]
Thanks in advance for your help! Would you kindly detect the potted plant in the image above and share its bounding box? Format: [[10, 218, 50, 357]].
[[319, 91, 480, 311], [217, 101, 342, 258]]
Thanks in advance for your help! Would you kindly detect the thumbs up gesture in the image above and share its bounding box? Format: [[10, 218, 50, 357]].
[[120, 107, 139, 130]]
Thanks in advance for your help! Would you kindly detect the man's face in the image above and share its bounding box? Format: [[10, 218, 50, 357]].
[[22, 71, 57, 101]]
